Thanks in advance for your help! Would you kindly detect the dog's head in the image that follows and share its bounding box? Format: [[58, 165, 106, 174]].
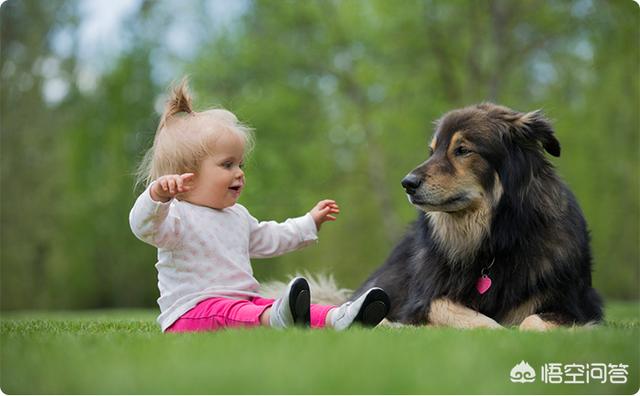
[[402, 103, 560, 214]]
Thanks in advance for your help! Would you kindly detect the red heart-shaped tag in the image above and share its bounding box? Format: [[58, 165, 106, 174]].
[[476, 275, 492, 294]]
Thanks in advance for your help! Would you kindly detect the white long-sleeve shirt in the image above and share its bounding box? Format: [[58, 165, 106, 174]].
[[129, 184, 318, 331]]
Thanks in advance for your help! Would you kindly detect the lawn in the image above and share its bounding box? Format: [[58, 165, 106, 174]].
[[1, 301, 638, 394]]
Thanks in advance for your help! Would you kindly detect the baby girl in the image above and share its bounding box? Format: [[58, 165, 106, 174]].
[[129, 78, 389, 332]]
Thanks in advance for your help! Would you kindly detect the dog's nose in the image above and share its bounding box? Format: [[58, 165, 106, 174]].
[[401, 174, 422, 194]]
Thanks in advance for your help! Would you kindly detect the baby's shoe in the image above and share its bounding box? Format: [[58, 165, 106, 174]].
[[269, 277, 311, 328], [330, 288, 390, 331]]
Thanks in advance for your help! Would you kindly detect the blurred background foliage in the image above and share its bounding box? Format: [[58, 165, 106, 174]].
[[1, 0, 638, 310]]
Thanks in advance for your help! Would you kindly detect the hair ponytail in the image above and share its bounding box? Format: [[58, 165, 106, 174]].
[[158, 77, 194, 130]]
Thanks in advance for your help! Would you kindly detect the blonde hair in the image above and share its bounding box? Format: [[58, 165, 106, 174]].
[[136, 77, 254, 189]]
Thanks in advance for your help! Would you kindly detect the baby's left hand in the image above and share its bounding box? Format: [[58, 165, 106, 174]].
[[310, 199, 340, 231]]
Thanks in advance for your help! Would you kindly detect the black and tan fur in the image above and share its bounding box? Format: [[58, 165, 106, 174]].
[[352, 103, 603, 330]]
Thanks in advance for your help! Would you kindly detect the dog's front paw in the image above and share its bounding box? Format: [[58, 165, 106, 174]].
[[477, 317, 504, 329], [519, 314, 558, 331], [377, 318, 409, 328], [428, 298, 504, 329]]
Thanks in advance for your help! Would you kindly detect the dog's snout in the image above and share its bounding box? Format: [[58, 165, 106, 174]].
[[401, 173, 422, 194]]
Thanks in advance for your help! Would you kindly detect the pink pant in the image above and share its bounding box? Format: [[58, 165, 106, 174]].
[[166, 296, 335, 332]]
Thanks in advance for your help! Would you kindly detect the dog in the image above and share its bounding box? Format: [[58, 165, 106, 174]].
[[350, 103, 603, 330]]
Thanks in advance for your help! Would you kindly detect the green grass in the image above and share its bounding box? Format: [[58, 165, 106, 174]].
[[1, 302, 638, 394]]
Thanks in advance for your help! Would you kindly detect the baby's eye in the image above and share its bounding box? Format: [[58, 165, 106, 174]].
[[222, 161, 233, 169], [239, 163, 245, 170]]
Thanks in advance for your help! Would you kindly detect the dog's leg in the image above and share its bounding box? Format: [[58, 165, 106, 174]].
[[518, 314, 559, 331], [428, 298, 503, 329]]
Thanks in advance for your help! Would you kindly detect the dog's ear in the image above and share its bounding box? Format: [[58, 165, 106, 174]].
[[516, 110, 561, 157]]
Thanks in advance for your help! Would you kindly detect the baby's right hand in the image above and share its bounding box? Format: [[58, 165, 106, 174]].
[[150, 173, 195, 202]]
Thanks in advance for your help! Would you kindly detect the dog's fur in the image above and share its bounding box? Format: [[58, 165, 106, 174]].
[[351, 103, 603, 330]]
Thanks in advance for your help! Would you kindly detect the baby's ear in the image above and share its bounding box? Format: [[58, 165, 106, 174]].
[[512, 110, 561, 157]]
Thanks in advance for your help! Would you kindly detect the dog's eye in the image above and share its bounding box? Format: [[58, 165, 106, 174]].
[[454, 147, 472, 156]]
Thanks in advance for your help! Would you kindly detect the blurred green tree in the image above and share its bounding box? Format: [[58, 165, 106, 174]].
[[1, 0, 79, 308]]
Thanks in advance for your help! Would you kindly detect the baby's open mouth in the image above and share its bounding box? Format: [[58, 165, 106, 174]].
[[229, 185, 242, 192]]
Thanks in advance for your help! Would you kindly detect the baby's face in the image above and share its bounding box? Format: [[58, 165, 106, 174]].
[[184, 132, 246, 209]]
